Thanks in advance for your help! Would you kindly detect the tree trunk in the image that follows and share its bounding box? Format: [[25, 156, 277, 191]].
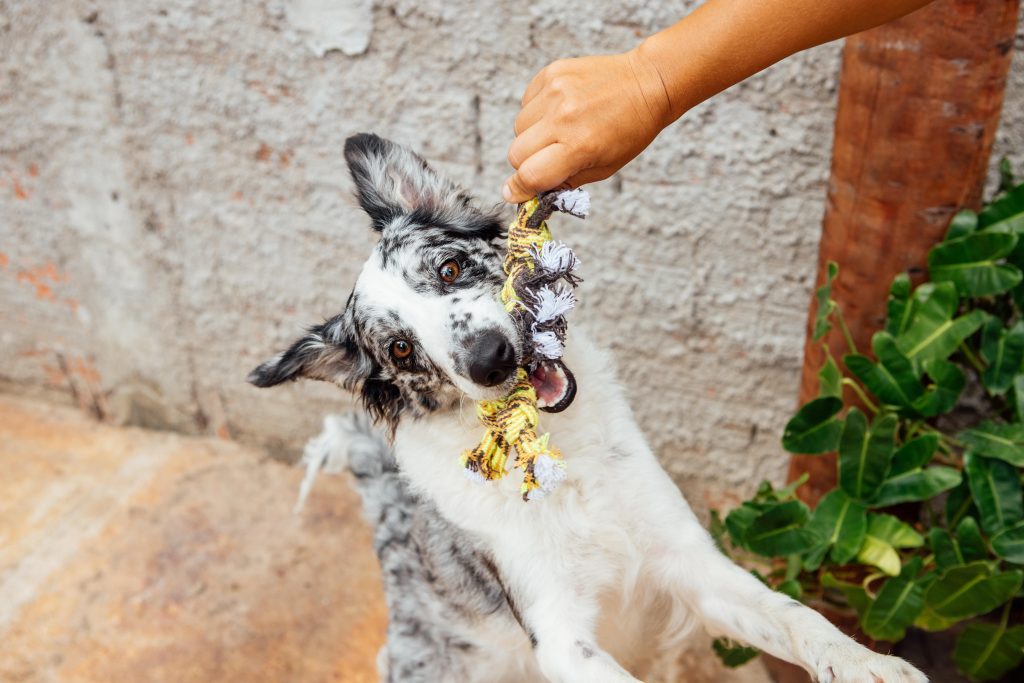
[[787, 0, 1020, 507]]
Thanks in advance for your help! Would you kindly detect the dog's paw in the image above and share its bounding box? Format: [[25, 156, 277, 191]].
[[816, 642, 927, 683]]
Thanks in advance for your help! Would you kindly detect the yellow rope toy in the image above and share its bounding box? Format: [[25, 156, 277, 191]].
[[460, 189, 589, 501]]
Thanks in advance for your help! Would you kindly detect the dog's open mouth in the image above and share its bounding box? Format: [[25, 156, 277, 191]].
[[528, 360, 577, 413]]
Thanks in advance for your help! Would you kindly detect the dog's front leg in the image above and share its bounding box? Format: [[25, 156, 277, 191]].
[[494, 543, 642, 683], [522, 581, 643, 683], [672, 547, 925, 682], [641, 471, 926, 682]]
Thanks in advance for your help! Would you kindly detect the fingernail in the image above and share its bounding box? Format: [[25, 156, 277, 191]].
[[502, 184, 513, 203]]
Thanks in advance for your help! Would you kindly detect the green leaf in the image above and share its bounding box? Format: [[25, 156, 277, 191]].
[[857, 513, 923, 576], [911, 359, 965, 417], [845, 332, 923, 408], [839, 410, 897, 501], [960, 422, 1024, 467], [1014, 376, 1024, 424], [818, 354, 842, 398], [925, 561, 1023, 619], [992, 521, 1024, 564], [782, 397, 844, 454], [745, 500, 821, 556], [857, 534, 902, 576], [712, 638, 760, 668], [914, 603, 961, 632], [946, 209, 979, 241], [813, 261, 839, 341], [868, 513, 925, 548], [965, 452, 1024, 535], [955, 517, 988, 563], [954, 620, 1024, 682], [928, 231, 1021, 296], [871, 466, 962, 507], [980, 320, 1024, 395], [946, 479, 977, 528], [979, 182, 1024, 234], [821, 572, 871, 618], [725, 502, 762, 548], [806, 489, 867, 564], [885, 274, 913, 337], [802, 541, 829, 572], [897, 308, 988, 370], [995, 158, 1016, 196], [777, 579, 803, 600], [862, 559, 925, 642], [890, 434, 939, 475], [930, 528, 965, 573]]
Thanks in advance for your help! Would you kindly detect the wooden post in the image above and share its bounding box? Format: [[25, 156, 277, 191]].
[[788, 0, 1020, 506]]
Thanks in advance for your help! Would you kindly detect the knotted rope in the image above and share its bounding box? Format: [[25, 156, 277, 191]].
[[460, 190, 587, 501]]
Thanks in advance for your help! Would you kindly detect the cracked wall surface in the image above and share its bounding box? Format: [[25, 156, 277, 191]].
[[2, 0, 1023, 518]]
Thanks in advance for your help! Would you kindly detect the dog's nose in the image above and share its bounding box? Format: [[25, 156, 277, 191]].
[[468, 330, 516, 387]]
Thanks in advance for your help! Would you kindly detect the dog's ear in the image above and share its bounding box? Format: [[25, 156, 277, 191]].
[[248, 315, 369, 389], [344, 133, 503, 240]]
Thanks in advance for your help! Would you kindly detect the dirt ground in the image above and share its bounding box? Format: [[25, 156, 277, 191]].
[[0, 396, 768, 683]]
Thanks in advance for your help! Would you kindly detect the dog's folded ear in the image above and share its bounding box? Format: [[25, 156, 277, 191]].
[[344, 133, 502, 240], [248, 316, 369, 389]]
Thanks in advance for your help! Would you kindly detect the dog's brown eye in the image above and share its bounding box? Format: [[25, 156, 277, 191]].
[[439, 260, 461, 284], [390, 339, 413, 359]]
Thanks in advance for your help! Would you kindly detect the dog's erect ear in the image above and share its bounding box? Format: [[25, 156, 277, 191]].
[[248, 316, 368, 389], [344, 133, 503, 240]]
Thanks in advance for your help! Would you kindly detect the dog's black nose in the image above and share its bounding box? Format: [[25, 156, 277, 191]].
[[468, 330, 516, 387]]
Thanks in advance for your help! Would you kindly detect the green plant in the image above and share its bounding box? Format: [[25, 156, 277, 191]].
[[713, 169, 1024, 681]]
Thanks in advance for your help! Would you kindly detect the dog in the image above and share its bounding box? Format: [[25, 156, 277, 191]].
[[249, 133, 927, 683]]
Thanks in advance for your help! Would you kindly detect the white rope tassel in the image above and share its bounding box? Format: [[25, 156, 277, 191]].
[[552, 188, 590, 218], [531, 327, 564, 360], [530, 285, 576, 323], [533, 241, 580, 276], [527, 454, 568, 501]]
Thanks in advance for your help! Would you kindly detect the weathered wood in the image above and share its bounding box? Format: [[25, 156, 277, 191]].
[[789, 0, 1020, 506]]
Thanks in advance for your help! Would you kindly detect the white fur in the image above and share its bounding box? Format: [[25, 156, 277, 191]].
[[382, 330, 927, 683]]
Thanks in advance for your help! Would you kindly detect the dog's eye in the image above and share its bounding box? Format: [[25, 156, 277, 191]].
[[439, 260, 461, 284], [390, 339, 413, 360]]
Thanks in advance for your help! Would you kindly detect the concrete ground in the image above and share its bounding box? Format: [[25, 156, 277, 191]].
[[0, 395, 770, 683], [0, 396, 385, 683]]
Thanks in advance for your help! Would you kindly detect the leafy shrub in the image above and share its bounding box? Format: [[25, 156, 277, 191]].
[[713, 168, 1024, 681]]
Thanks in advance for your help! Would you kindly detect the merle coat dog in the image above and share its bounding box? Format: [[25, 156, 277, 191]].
[[249, 134, 927, 683]]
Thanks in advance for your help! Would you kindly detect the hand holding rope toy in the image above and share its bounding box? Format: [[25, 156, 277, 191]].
[[460, 189, 589, 501]]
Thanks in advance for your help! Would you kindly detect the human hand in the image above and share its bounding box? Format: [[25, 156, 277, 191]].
[[503, 48, 674, 204]]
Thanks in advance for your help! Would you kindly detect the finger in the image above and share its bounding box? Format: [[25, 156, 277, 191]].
[[507, 121, 555, 169], [564, 166, 617, 189], [513, 93, 548, 136], [502, 143, 580, 203], [520, 67, 548, 107]]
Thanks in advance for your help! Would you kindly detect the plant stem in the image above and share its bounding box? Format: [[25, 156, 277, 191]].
[[835, 306, 858, 356], [915, 423, 965, 450], [959, 342, 986, 375], [842, 378, 879, 414], [998, 599, 1012, 631], [905, 421, 922, 441]]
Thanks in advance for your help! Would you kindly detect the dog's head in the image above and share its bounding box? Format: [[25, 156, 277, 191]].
[[248, 134, 521, 430]]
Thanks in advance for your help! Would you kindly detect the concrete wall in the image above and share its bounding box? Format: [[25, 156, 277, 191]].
[[2, 0, 1023, 515]]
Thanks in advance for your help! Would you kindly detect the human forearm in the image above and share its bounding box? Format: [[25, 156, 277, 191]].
[[639, 0, 936, 121], [503, 0, 937, 202]]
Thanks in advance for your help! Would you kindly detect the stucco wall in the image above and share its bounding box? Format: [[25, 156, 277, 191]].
[[2, 0, 1023, 516]]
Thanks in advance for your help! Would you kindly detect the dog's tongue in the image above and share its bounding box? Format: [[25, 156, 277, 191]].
[[529, 360, 577, 413]]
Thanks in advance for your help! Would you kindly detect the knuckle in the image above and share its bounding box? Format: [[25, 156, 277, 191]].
[[507, 147, 520, 168], [554, 99, 581, 121], [517, 166, 542, 191]]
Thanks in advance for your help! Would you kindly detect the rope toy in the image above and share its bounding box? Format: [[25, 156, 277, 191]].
[[460, 189, 589, 501]]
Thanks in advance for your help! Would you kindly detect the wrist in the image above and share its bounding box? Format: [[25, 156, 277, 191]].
[[625, 45, 677, 131]]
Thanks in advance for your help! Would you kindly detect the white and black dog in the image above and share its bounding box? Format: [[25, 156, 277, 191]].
[[249, 134, 926, 683]]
